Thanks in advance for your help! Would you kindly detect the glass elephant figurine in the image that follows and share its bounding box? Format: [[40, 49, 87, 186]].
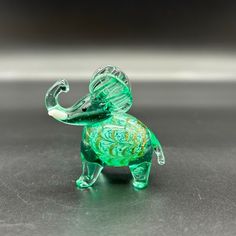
[[45, 66, 165, 189]]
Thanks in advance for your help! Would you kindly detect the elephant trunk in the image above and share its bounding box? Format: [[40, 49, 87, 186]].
[[45, 79, 74, 120], [45, 79, 109, 125], [45, 80, 69, 110]]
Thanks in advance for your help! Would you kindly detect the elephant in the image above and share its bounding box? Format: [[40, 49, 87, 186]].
[[45, 65, 165, 189]]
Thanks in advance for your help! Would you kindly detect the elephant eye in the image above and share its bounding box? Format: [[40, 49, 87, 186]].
[[82, 107, 87, 112]]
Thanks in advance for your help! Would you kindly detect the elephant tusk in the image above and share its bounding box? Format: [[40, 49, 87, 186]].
[[48, 109, 68, 120]]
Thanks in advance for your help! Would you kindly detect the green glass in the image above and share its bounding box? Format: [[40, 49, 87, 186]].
[[45, 66, 165, 189]]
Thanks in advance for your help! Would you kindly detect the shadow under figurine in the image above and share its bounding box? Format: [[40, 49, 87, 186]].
[[45, 66, 165, 189]]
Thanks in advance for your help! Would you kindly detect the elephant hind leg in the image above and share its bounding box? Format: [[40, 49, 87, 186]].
[[129, 161, 152, 189]]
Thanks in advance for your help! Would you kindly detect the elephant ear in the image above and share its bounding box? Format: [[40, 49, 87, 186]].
[[89, 66, 133, 113]]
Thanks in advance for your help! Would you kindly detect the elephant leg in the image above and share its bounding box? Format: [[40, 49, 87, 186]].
[[76, 153, 103, 188], [129, 161, 152, 189]]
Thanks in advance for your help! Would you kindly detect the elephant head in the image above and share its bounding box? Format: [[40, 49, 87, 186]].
[[45, 66, 133, 125]]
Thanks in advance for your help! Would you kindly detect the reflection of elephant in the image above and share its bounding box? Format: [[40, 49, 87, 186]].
[[45, 66, 165, 189]]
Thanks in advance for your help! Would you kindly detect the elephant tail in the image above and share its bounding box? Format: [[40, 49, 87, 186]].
[[149, 130, 165, 165]]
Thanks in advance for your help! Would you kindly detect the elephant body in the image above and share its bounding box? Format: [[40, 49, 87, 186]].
[[82, 113, 153, 167]]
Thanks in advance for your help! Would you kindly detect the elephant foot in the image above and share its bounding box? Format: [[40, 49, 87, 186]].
[[76, 158, 103, 189], [129, 161, 152, 190], [76, 177, 93, 188], [132, 181, 148, 189]]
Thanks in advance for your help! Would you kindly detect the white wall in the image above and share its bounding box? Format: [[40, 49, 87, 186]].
[[1, 48, 236, 81]]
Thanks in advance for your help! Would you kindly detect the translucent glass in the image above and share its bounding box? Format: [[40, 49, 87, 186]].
[[45, 65, 165, 189]]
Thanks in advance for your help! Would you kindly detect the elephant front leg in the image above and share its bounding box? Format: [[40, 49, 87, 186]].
[[129, 161, 152, 189], [76, 154, 103, 188]]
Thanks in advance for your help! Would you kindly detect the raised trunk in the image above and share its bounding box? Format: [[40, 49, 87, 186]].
[[45, 80, 69, 111], [45, 80, 85, 123], [45, 80, 110, 126]]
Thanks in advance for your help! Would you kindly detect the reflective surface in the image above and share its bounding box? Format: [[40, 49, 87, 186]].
[[0, 82, 236, 235]]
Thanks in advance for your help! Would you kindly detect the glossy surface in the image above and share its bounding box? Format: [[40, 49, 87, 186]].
[[45, 66, 165, 189], [1, 81, 236, 236]]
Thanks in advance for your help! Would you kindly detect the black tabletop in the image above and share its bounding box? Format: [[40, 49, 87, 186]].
[[0, 81, 236, 236]]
